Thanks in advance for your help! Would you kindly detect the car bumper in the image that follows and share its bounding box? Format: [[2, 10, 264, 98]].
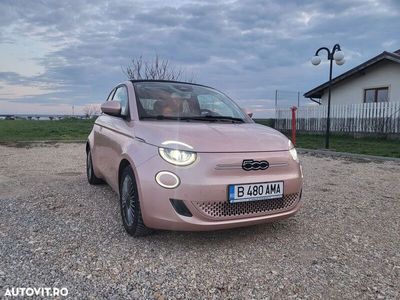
[[134, 150, 303, 231]]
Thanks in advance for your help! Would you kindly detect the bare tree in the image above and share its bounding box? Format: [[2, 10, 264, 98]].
[[124, 55, 195, 82], [83, 104, 101, 118]]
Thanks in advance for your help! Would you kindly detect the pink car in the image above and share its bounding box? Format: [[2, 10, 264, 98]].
[[86, 80, 303, 236]]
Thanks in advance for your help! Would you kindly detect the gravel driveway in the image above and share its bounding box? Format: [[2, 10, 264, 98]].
[[1, 143, 399, 299]]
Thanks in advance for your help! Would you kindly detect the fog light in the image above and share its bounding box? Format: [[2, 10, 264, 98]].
[[155, 171, 180, 189]]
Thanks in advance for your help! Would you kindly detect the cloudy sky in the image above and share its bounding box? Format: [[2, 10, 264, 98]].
[[0, 0, 399, 117]]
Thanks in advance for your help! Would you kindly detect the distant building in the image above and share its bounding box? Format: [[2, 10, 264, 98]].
[[304, 49, 400, 105]]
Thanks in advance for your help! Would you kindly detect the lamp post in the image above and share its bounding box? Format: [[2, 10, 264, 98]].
[[311, 44, 345, 149]]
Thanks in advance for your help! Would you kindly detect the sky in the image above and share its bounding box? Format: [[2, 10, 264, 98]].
[[0, 0, 399, 117]]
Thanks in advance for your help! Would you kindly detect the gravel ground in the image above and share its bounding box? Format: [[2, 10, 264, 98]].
[[0, 143, 399, 299]]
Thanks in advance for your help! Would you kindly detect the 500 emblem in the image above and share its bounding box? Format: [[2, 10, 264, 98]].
[[242, 159, 269, 171]]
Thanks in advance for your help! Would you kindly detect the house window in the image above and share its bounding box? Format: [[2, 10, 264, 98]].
[[364, 87, 388, 103]]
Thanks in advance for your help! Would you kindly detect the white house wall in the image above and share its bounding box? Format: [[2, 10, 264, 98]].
[[320, 60, 400, 105]]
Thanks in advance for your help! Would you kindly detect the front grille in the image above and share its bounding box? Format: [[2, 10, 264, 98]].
[[193, 193, 299, 219]]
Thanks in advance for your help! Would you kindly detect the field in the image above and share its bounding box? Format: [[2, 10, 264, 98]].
[[255, 119, 399, 158], [0, 118, 398, 157], [0, 118, 95, 142], [291, 133, 400, 158]]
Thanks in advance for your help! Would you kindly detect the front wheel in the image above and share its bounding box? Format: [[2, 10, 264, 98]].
[[86, 149, 103, 185], [119, 166, 152, 237]]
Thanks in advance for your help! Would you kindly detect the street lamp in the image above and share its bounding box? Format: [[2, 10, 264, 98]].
[[310, 43, 345, 149]]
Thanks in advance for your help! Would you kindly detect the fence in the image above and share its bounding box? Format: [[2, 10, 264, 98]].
[[275, 101, 400, 134]]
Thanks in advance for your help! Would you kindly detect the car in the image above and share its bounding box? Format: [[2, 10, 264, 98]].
[[86, 80, 303, 236]]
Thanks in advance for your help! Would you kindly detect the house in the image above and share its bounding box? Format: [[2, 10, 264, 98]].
[[304, 49, 400, 105]]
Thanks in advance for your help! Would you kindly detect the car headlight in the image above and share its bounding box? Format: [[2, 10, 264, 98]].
[[158, 148, 197, 166], [289, 147, 299, 162], [288, 140, 299, 162]]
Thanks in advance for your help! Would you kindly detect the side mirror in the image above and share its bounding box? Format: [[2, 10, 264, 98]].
[[101, 101, 121, 116], [242, 107, 253, 118]]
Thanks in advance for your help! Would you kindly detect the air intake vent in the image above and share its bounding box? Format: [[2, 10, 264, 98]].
[[193, 193, 299, 219]]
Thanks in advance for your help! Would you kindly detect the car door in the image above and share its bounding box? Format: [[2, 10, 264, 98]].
[[95, 85, 131, 191], [91, 87, 115, 177]]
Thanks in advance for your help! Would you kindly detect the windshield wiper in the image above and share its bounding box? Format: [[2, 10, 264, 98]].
[[189, 115, 245, 123], [140, 115, 245, 123]]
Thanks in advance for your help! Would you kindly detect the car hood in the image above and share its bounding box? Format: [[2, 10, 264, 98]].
[[134, 121, 290, 153]]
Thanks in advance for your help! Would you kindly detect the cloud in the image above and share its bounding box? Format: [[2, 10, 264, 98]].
[[0, 0, 399, 116]]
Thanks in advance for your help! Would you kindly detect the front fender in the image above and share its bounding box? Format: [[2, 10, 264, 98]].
[[86, 128, 94, 153], [117, 140, 158, 195]]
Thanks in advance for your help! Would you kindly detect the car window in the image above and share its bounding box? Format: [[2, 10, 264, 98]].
[[107, 89, 115, 101], [112, 86, 129, 116]]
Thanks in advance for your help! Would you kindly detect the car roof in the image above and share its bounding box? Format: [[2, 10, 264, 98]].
[[130, 79, 213, 89]]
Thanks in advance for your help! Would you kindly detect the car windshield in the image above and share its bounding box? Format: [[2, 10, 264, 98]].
[[134, 81, 249, 123]]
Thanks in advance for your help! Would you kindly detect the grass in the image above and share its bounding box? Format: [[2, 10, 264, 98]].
[[0, 118, 95, 142], [1, 118, 399, 158], [291, 133, 400, 158], [254, 118, 275, 127]]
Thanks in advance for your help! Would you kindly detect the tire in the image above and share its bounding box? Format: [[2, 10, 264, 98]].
[[86, 149, 103, 185], [119, 166, 152, 237]]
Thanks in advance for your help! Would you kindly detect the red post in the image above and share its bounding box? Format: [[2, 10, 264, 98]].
[[291, 106, 297, 145]]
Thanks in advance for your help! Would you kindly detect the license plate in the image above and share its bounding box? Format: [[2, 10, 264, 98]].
[[228, 181, 284, 203]]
